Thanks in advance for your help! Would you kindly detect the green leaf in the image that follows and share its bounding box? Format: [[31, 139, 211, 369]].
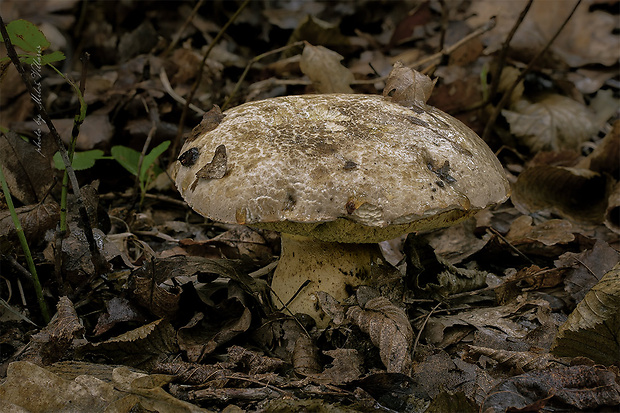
[[140, 141, 170, 181], [1, 19, 50, 54], [111, 141, 170, 182], [53, 150, 109, 171], [110, 146, 141, 176], [19, 50, 65, 65]]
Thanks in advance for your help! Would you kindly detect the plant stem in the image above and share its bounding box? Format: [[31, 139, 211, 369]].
[[0, 161, 50, 323], [0, 14, 109, 275]]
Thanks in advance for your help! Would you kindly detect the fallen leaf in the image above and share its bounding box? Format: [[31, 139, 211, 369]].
[[511, 166, 612, 224], [552, 262, 620, 365], [481, 365, 620, 412], [26, 297, 84, 365], [300, 43, 354, 94], [465, 345, 551, 372], [76, 319, 179, 370], [347, 296, 413, 373], [556, 240, 620, 303], [0, 201, 60, 254], [502, 94, 597, 152], [0, 130, 56, 204], [292, 335, 321, 376], [383, 61, 436, 108]]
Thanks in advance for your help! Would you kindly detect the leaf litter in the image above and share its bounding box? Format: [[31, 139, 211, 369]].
[[0, 1, 619, 412]]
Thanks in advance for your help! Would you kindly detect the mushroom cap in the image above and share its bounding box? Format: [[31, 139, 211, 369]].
[[174, 94, 509, 242]]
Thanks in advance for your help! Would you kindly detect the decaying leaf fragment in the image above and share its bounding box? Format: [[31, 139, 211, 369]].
[[383, 61, 437, 108], [347, 296, 413, 373], [552, 262, 620, 365], [196, 144, 227, 180], [27, 296, 84, 365], [186, 104, 224, 143], [76, 319, 179, 370], [0, 201, 60, 254], [465, 345, 551, 372]]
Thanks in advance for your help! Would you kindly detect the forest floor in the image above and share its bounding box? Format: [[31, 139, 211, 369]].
[[0, 1, 619, 412]]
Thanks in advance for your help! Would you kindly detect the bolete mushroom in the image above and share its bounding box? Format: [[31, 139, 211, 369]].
[[173, 66, 509, 327]]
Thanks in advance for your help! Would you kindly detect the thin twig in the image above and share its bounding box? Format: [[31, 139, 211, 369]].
[[419, 17, 496, 74], [171, 0, 250, 159], [487, 227, 536, 265], [412, 301, 442, 358], [162, 0, 205, 57], [482, 0, 582, 142], [487, 0, 533, 103], [159, 68, 205, 115]]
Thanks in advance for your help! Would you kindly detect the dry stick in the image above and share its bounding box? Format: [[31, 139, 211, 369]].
[[487, 0, 533, 104], [487, 227, 535, 265], [0, 15, 109, 276], [171, 0, 250, 159], [419, 17, 496, 74], [482, 0, 582, 142], [437, 0, 449, 56], [162, 0, 205, 57], [412, 301, 442, 358]]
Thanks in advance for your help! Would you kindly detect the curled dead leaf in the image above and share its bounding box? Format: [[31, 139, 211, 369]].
[[383, 61, 436, 108], [347, 296, 413, 374], [466, 345, 550, 372]]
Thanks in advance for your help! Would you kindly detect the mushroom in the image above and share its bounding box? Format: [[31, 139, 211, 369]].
[[173, 66, 510, 327]]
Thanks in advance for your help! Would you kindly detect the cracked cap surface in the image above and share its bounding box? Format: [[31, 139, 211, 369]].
[[174, 94, 510, 242]]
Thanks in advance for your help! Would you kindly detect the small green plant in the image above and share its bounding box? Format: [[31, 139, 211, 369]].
[[53, 141, 170, 203], [111, 141, 171, 203]]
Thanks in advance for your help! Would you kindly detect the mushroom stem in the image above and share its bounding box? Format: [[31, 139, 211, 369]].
[[271, 233, 384, 327]]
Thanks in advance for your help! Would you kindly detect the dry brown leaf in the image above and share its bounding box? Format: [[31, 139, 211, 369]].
[[24, 297, 84, 365], [511, 166, 612, 224], [556, 240, 620, 303], [0, 202, 60, 254], [506, 215, 575, 246], [0, 131, 56, 204], [77, 319, 179, 370], [383, 61, 436, 108], [466, 345, 551, 372], [481, 365, 620, 412], [552, 262, 620, 365], [347, 296, 413, 373], [319, 348, 363, 385], [227, 345, 285, 375], [468, 0, 619, 67], [292, 335, 321, 377], [299, 43, 354, 94], [502, 94, 597, 152]]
